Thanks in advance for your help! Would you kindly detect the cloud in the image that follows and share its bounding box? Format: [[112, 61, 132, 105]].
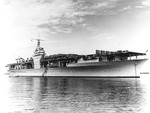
[[135, 0, 150, 9], [6, 0, 149, 34], [6, 1, 72, 29], [91, 2, 109, 9], [142, 0, 150, 6], [89, 33, 114, 40], [78, 23, 99, 32], [119, 6, 130, 11]]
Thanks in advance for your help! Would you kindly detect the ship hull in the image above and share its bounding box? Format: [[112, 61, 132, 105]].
[[8, 59, 149, 77]]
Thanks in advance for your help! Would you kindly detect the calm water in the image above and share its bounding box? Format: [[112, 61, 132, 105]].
[[2, 76, 147, 113]]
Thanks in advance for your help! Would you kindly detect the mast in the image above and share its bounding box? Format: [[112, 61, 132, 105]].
[[31, 39, 44, 48]]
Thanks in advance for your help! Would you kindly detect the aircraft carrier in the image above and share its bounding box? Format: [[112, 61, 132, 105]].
[[6, 39, 149, 77]]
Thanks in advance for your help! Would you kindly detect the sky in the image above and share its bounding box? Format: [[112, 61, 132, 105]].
[[1, 0, 150, 71]]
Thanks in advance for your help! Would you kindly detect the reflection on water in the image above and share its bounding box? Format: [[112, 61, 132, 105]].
[[7, 77, 144, 113]]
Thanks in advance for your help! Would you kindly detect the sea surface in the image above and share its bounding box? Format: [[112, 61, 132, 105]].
[[1, 75, 150, 113]]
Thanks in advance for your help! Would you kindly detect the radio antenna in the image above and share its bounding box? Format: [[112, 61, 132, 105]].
[[31, 38, 44, 47]]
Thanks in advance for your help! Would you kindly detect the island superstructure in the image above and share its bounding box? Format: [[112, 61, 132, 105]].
[[6, 39, 149, 77]]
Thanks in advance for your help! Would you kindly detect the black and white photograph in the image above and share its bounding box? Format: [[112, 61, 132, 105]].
[[0, 0, 150, 113]]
